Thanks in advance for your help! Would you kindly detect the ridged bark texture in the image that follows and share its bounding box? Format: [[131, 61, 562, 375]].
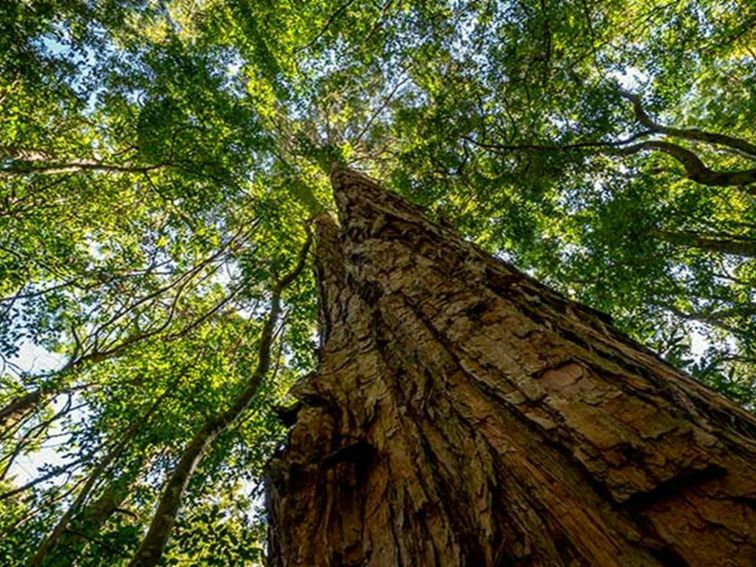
[[266, 167, 756, 567]]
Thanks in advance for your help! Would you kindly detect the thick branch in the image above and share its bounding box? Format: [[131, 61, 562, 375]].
[[617, 140, 756, 188], [464, 136, 756, 189], [0, 160, 170, 178], [620, 90, 756, 158]]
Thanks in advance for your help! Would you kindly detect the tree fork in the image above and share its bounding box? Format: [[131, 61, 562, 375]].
[[266, 167, 756, 566]]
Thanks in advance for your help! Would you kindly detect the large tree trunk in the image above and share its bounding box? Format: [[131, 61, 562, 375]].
[[265, 167, 756, 566]]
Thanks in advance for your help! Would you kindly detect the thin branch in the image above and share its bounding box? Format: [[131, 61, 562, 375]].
[[295, 0, 358, 52], [0, 457, 86, 502]]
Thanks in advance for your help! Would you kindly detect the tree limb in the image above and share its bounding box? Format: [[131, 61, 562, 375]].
[[464, 136, 756, 190], [0, 160, 172, 178], [619, 90, 756, 158], [654, 229, 756, 258]]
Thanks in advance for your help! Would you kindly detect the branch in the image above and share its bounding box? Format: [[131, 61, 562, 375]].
[[617, 140, 756, 188], [665, 304, 747, 337], [464, 136, 756, 190], [0, 160, 172, 178], [619, 90, 756, 158], [0, 457, 86, 501], [462, 131, 653, 153], [296, 0, 358, 52], [654, 230, 756, 258]]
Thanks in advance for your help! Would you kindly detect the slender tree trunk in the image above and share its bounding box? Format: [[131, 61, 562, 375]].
[[128, 233, 312, 567], [127, 421, 219, 567], [29, 382, 173, 567], [29, 437, 124, 567], [266, 167, 756, 566]]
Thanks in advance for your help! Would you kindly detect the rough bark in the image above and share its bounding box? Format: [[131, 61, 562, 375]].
[[266, 167, 756, 567]]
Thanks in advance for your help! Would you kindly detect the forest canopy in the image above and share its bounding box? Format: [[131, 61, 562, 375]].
[[0, 0, 754, 564]]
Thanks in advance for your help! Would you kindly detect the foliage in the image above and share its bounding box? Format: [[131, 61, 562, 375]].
[[0, 0, 753, 564]]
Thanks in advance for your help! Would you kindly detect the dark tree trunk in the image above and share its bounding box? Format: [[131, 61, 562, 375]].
[[265, 167, 756, 566]]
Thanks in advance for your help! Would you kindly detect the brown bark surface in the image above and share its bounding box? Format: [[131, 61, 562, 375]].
[[266, 167, 756, 567]]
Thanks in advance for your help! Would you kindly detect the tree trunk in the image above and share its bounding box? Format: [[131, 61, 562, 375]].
[[265, 167, 756, 566], [29, 382, 173, 567], [40, 466, 137, 565], [29, 437, 124, 567], [128, 234, 311, 567]]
